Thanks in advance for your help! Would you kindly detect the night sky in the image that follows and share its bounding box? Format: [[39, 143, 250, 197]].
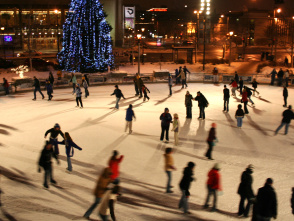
[[123, 0, 294, 15]]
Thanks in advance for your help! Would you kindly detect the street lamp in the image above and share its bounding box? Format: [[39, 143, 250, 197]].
[[229, 31, 234, 66], [273, 8, 281, 62], [137, 34, 142, 74], [194, 10, 200, 63], [54, 9, 60, 52]]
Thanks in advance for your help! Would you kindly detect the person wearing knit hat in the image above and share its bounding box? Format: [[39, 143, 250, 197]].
[[237, 164, 255, 217], [204, 163, 222, 212], [73, 83, 83, 108], [171, 113, 180, 146], [160, 108, 172, 142], [44, 124, 65, 155], [205, 123, 218, 160]]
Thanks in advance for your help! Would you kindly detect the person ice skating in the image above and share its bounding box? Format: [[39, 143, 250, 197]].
[[45, 79, 53, 101], [205, 123, 217, 160], [239, 77, 244, 95], [285, 56, 289, 67], [212, 67, 218, 83], [57, 132, 82, 172], [70, 73, 77, 93], [44, 123, 65, 155], [125, 104, 136, 134], [82, 76, 89, 98], [223, 85, 230, 112], [3, 78, 9, 95], [83, 167, 112, 219], [237, 164, 255, 217], [270, 68, 277, 86], [242, 88, 249, 114], [108, 150, 124, 182], [142, 84, 150, 101], [136, 73, 143, 98], [277, 68, 284, 86], [179, 162, 195, 214], [229, 79, 238, 96], [235, 104, 245, 128], [291, 187, 294, 215], [185, 91, 193, 118], [38, 141, 59, 189], [178, 68, 187, 89], [235, 71, 239, 84], [203, 163, 222, 212], [183, 66, 190, 81], [195, 91, 209, 120], [175, 68, 180, 85], [274, 105, 294, 135], [111, 85, 125, 109], [164, 148, 176, 193], [171, 113, 180, 146], [160, 108, 173, 142], [168, 74, 173, 96], [133, 74, 139, 96], [284, 69, 289, 87], [98, 184, 120, 221], [74, 84, 83, 108], [283, 86, 288, 107], [32, 76, 45, 100], [49, 71, 54, 92], [244, 86, 255, 106], [255, 178, 277, 221], [252, 79, 259, 96]]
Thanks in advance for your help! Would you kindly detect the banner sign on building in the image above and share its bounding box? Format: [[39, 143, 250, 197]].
[[124, 7, 135, 18]]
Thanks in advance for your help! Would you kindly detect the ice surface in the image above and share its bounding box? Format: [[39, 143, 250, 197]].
[[0, 83, 293, 220]]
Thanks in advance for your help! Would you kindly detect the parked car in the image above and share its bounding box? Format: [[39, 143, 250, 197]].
[[17, 50, 42, 57], [0, 58, 16, 69], [24, 58, 54, 71]]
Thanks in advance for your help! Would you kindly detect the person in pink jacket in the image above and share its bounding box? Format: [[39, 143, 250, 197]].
[[108, 150, 124, 182]]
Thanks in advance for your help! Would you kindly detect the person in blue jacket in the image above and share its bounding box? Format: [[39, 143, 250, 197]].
[[58, 132, 82, 172], [125, 104, 136, 134], [160, 108, 173, 142]]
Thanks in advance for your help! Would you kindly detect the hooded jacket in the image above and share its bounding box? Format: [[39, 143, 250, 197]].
[[207, 168, 221, 190], [108, 155, 124, 180], [237, 168, 254, 198], [179, 166, 194, 191], [195, 93, 208, 107], [256, 184, 277, 218], [164, 153, 174, 171]]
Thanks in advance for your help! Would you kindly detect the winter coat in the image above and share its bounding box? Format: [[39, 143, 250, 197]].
[[49, 74, 54, 85], [111, 89, 125, 99], [70, 75, 77, 84], [207, 128, 216, 142], [45, 128, 64, 139], [108, 155, 124, 180], [164, 153, 174, 171], [168, 76, 173, 86], [230, 80, 238, 88], [82, 80, 88, 89], [235, 108, 245, 117], [255, 184, 277, 218], [277, 70, 284, 78], [235, 74, 239, 83], [179, 167, 194, 193], [283, 88, 288, 98], [175, 69, 179, 77], [237, 169, 254, 198], [172, 118, 180, 133], [239, 80, 243, 89], [137, 77, 143, 88], [281, 109, 294, 124], [195, 93, 208, 107], [207, 168, 221, 190], [126, 108, 135, 121], [3, 79, 9, 88], [94, 168, 112, 198], [46, 83, 53, 94], [242, 91, 248, 102], [74, 87, 82, 97], [246, 87, 253, 97], [223, 88, 230, 99], [270, 69, 277, 78], [178, 70, 186, 80], [33, 78, 40, 88], [58, 139, 82, 157], [185, 94, 193, 107], [160, 112, 172, 127], [252, 81, 258, 89], [38, 146, 58, 170], [142, 85, 150, 95]]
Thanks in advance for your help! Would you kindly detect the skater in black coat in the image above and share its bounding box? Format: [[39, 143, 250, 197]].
[[283, 86, 288, 107], [195, 91, 209, 119], [255, 178, 277, 220], [223, 85, 230, 112], [274, 105, 294, 135], [238, 164, 255, 217], [160, 108, 172, 142], [44, 123, 65, 155], [179, 162, 195, 214], [32, 76, 45, 100], [185, 91, 193, 118], [239, 77, 244, 95], [38, 141, 59, 188]]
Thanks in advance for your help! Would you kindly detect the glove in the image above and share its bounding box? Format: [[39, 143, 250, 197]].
[[38, 167, 41, 173]]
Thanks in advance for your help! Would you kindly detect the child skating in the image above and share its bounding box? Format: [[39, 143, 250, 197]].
[[171, 113, 180, 146]]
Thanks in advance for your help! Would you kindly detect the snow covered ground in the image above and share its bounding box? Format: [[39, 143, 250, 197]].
[[0, 83, 293, 221]]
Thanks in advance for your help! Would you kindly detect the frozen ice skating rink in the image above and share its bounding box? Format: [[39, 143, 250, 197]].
[[0, 83, 293, 221]]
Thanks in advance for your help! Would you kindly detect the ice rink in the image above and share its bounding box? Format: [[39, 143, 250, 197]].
[[0, 82, 293, 221]]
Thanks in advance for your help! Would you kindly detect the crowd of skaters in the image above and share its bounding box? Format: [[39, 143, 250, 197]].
[[3, 67, 290, 220]]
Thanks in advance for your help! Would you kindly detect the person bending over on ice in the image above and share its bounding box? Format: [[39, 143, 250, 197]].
[[38, 141, 59, 189], [58, 132, 82, 172], [44, 123, 64, 155]]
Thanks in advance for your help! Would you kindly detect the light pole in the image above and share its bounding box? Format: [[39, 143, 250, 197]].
[[1, 27, 6, 59], [194, 10, 202, 63], [229, 31, 233, 66], [54, 10, 60, 53], [141, 28, 145, 65], [137, 34, 142, 74], [273, 8, 281, 62]]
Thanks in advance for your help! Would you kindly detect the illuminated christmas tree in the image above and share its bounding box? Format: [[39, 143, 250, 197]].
[[58, 0, 114, 73]]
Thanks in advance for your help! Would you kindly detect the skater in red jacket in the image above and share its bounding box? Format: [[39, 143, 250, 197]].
[[108, 150, 124, 182]]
